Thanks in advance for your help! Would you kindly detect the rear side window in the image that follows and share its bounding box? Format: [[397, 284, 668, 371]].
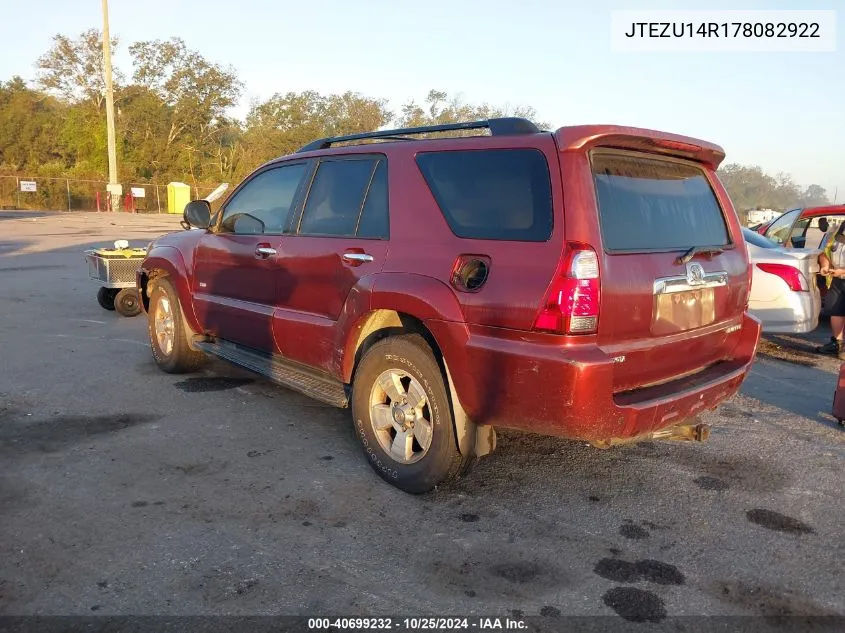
[[591, 152, 729, 252], [416, 149, 553, 241], [299, 157, 388, 238], [357, 161, 389, 239]]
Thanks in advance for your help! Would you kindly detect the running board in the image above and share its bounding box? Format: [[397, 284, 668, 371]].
[[194, 338, 349, 408]]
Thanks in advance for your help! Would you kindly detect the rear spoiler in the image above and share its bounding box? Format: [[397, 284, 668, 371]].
[[554, 125, 726, 170]]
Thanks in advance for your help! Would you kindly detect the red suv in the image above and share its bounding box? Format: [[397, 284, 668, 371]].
[[137, 118, 761, 493]]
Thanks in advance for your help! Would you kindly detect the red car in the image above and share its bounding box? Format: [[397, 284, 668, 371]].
[[137, 118, 761, 493], [755, 205, 845, 304], [755, 205, 845, 248]]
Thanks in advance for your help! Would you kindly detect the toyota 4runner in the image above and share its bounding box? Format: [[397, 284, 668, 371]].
[[137, 117, 761, 494]]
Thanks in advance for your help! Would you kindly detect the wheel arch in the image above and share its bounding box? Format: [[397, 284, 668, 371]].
[[138, 247, 201, 334], [344, 308, 495, 458]]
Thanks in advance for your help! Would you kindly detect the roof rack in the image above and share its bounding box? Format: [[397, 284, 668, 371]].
[[295, 117, 541, 153]]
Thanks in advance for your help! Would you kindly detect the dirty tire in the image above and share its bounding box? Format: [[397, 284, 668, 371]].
[[352, 334, 469, 494], [97, 287, 118, 311], [148, 277, 208, 373], [114, 288, 142, 317]]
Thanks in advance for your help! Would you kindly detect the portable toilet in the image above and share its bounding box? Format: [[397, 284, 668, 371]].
[[166, 182, 191, 215]]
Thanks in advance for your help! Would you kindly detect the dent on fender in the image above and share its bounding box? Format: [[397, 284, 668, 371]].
[[336, 274, 467, 382], [370, 274, 465, 322]]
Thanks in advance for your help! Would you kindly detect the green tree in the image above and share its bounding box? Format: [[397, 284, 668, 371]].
[[717, 164, 830, 214], [129, 38, 242, 150], [114, 85, 172, 180], [35, 29, 121, 111], [4, 29, 834, 212], [718, 164, 777, 211], [799, 184, 830, 207], [397, 89, 549, 131], [242, 90, 391, 165], [0, 77, 65, 172]]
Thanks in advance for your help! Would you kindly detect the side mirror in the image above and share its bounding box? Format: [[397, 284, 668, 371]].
[[184, 200, 211, 229]]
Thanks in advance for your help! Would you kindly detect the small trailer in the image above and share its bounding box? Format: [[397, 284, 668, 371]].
[[84, 240, 145, 317]]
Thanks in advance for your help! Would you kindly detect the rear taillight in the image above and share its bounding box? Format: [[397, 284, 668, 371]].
[[756, 263, 808, 292], [533, 244, 600, 335]]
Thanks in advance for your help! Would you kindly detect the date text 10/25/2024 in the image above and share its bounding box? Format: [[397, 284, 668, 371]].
[[307, 617, 527, 630]]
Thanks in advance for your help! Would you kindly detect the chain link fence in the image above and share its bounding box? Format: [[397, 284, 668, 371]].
[[0, 176, 222, 213]]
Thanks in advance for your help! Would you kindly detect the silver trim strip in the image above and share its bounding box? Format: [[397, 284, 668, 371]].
[[653, 271, 728, 295]]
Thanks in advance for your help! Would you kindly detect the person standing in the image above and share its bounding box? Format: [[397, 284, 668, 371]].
[[817, 222, 845, 358]]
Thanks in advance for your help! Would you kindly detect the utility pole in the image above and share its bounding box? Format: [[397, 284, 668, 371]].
[[101, 0, 120, 211]]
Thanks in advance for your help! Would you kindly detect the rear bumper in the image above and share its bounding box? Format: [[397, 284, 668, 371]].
[[749, 290, 820, 334], [430, 313, 761, 443]]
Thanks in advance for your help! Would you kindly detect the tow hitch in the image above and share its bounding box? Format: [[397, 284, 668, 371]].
[[651, 422, 710, 442], [589, 421, 711, 449]]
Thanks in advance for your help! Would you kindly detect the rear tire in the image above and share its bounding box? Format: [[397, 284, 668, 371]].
[[351, 334, 470, 494], [147, 278, 208, 373], [97, 287, 118, 311], [114, 288, 142, 317]]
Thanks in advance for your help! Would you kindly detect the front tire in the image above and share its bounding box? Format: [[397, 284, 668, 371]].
[[351, 334, 469, 494], [147, 277, 208, 373]]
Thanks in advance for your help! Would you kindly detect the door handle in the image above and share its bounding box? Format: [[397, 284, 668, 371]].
[[255, 246, 277, 258], [342, 252, 374, 265]]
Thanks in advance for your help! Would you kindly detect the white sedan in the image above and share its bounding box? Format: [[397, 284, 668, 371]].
[[743, 228, 821, 333]]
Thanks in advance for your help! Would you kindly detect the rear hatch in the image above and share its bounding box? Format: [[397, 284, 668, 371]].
[[589, 149, 749, 393]]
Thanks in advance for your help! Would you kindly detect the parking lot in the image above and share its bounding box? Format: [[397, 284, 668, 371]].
[[0, 211, 843, 624]]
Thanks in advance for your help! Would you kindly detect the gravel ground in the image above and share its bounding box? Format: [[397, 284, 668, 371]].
[[0, 212, 842, 629]]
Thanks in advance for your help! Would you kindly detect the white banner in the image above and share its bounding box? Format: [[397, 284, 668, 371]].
[[131, 187, 146, 198], [20, 180, 36, 192]]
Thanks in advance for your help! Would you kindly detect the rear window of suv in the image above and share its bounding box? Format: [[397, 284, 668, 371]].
[[416, 149, 553, 241], [591, 151, 730, 252]]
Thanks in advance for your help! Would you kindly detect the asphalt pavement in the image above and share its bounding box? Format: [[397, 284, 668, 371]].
[[0, 212, 842, 629]]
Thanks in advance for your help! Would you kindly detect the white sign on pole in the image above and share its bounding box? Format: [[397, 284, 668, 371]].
[[20, 181, 37, 192], [131, 187, 146, 198]]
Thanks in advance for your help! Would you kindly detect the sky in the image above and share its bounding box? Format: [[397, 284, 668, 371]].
[[2, 0, 843, 200]]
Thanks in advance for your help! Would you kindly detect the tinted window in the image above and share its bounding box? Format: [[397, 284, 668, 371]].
[[299, 158, 385, 237], [356, 160, 389, 239], [592, 153, 729, 252], [416, 149, 553, 241], [742, 228, 778, 249], [221, 164, 307, 234]]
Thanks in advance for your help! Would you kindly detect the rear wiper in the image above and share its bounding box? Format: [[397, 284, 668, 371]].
[[676, 246, 724, 265]]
